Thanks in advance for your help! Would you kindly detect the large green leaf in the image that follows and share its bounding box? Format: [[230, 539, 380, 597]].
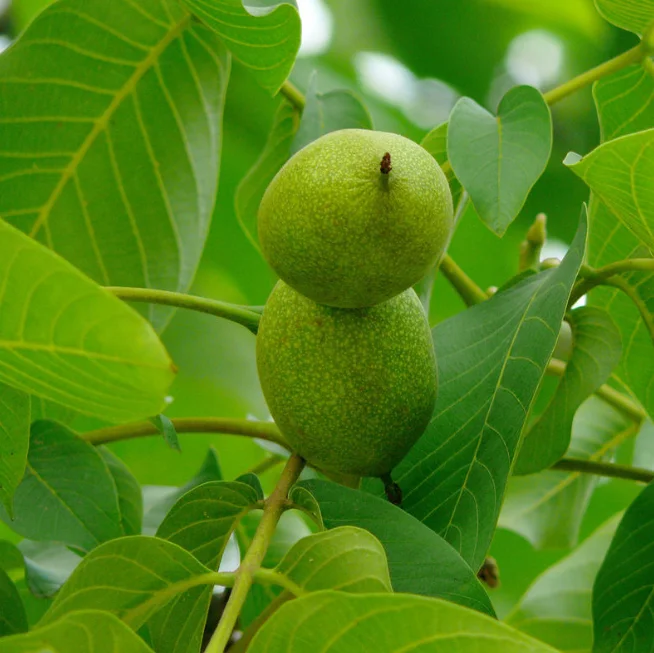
[[516, 306, 622, 474], [291, 71, 373, 154], [0, 610, 154, 652], [0, 384, 29, 516], [99, 448, 143, 537], [275, 526, 391, 593], [147, 480, 262, 653], [41, 535, 210, 629], [500, 397, 633, 549], [292, 479, 494, 616], [0, 567, 28, 636], [0, 220, 175, 422], [235, 101, 299, 253], [588, 66, 654, 419], [385, 211, 586, 568], [249, 591, 557, 652], [181, 0, 300, 93], [0, 0, 230, 330], [567, 128, 654, 252], [593, 482, 654, 652], [448, 86, 552, 235], [594, 0, 654, 34], [506, 515, 621, 652], [0, 421, 124, 552]]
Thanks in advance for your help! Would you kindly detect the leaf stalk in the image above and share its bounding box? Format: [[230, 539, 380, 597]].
[[106, 286, 261, 334], [205, 454, 306, 653]]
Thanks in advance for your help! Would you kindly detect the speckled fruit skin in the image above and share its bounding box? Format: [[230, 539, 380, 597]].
[[258, 129, 453, 308], [256, 281, 438, 477]]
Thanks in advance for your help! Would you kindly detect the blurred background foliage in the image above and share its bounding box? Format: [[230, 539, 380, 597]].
[[0, 0, 643, 619]]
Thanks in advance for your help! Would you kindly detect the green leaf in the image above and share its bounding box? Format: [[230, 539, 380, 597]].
[[99, 448, 143, 536], [155, 479, 260, 555], [0, 610, 154, 652], [41, 535, 211, 629], [149, 414, 180, 452], [448, 86, 552, 235], [0, 221, 175, 423], [0, 384, 29, 517], [0, 421, 124, 552], [593, 481, 654, 652], [588, 67, 654, 420], [0, 568, 28, 636], [276, 526, 392, 593], [594, 0, 654, 34], [500, 397, 633, 549], [291, 71, 373, 154], [181, 0, 300, 94], [235, 101, 300, 253], [420, 121, 463, 209], [567, 128, 654, 252], [0, 0, 230, 331], [516, 306, 622, 474], [595, 66, 654, 141], [386, 210, 586, 568], [506, 515, 621, 652], [236, 472, 265, 499], [147, 479, 261, 653], [291, 480, 495, 616], [249, 591, 557, 652]]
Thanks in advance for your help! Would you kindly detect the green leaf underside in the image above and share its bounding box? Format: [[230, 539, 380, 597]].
[[593, 482, 654, 653], [147, 480, 261, 653], [41, 535, 211, 629], [0, 384, 29, 516], [448, 86, 552, 235], [275, 526, 392, 593], [515, 306, 622, 474], [0, 0, 230, 330], [291, 70, 373, 154], [594, 0, 654, 34], [506, 515, 621, 651], [181, 0, 300, 94], [500, 396, 633, 550], [385, 211, 586, 569], [0, 421, 124, 552], [0, 567, 28, 636], [1, 610, 154, 652], [249, 591, 557, 652], [588, 65, 654, 419], [292, 480, 495, 616], [568, 128, 654, 254], [421, 121, 463, 209], [0, 220, 175, 422], [236, 100, 299, 253], [18, 539, 82, 598], [99, 447, 143, 536]]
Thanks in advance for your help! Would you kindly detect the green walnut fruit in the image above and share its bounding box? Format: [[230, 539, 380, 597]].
[[258, 129, 453, 308], [256, 281, 437, 477]]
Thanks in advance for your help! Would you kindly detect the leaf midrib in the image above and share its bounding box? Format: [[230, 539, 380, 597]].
[[29, 12, 192, 240]]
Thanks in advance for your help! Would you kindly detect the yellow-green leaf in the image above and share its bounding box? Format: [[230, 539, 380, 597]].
[[567, 128, 654, 253], [0, 220, 175, 422]]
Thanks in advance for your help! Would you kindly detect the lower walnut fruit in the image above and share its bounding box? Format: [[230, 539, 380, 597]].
[[256, 281, 437, 477]]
